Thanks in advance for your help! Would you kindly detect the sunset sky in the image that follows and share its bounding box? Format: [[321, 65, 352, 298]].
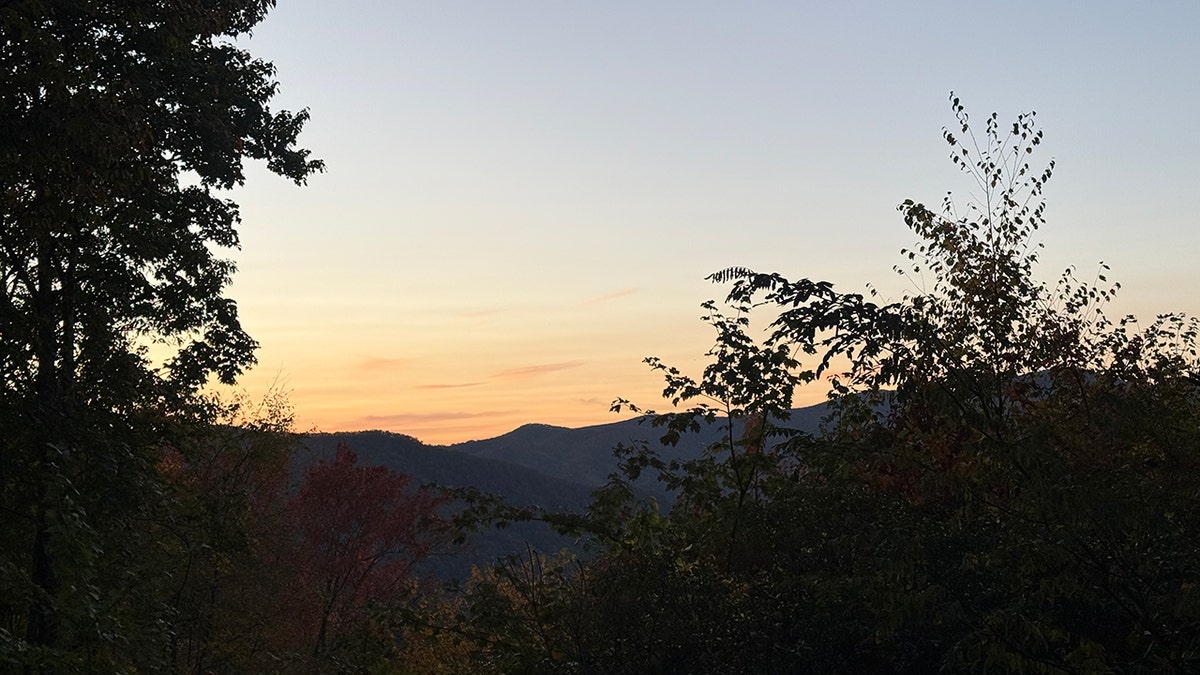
[[222, 2, 1200, 444]]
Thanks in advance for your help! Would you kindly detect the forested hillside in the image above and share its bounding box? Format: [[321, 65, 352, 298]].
[[298, 431, 593, 579]]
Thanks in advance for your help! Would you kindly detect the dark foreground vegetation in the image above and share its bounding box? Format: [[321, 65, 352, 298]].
[[412, 100, 1200, 674], [3, 1, 1199, 672]]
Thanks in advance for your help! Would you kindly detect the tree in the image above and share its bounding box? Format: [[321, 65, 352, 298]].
[[693, 95, 1200, 671], [427, 95, 1200, 673], [153, 407, 455, 673], [0, 0, 321, 667], [285, 444, 451, 667], [154, 389, 300, 673]]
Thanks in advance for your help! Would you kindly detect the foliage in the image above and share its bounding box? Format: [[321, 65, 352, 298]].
[[700, 96, 1200, 671], [286, 443, 452, 667], [418, 95, 1200, 673], [0, 0, 322, 667], [154, 390, 300, 673], [142, 401, 454, 673]]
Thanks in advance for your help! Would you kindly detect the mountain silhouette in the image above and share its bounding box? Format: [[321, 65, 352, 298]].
[[297, 401, 837, 576]]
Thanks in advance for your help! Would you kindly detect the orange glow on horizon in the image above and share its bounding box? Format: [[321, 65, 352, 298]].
[[231, 348, 839, 446]]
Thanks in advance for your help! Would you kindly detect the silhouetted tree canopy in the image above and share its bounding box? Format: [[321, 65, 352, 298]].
[[0, 0, 321, 668], [413, 95, 1200, 674]]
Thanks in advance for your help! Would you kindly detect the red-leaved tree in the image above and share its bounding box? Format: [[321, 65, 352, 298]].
[[286, 444, 450, 659]]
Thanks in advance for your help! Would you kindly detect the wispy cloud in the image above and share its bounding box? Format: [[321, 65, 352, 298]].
[[416, 382, 484, 390], [347, 410, 508, 427], [492, 361, 584, 380], [582, 287, 637, 306]]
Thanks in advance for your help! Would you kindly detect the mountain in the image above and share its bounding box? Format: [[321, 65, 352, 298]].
[[295, 401, 837, 577], [446, 402, 833, 488], [296, 430, 596, 578], [297, 430, 591, 511]]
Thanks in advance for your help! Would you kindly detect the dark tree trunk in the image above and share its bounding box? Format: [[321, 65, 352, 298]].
[[25, 237, 66, 658]]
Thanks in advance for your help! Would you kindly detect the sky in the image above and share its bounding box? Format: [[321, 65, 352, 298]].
[[221, 1, 1200, 445]]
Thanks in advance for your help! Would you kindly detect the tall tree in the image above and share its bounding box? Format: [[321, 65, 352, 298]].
[[0, 0, 321, 668]]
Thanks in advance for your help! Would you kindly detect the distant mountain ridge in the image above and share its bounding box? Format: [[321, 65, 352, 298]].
[[301, 400, 835, 494], [446, 402, 832, 488], [296, 430, 595, 578], [297, 401, 837, 576], [298, 429, 590, 510]]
